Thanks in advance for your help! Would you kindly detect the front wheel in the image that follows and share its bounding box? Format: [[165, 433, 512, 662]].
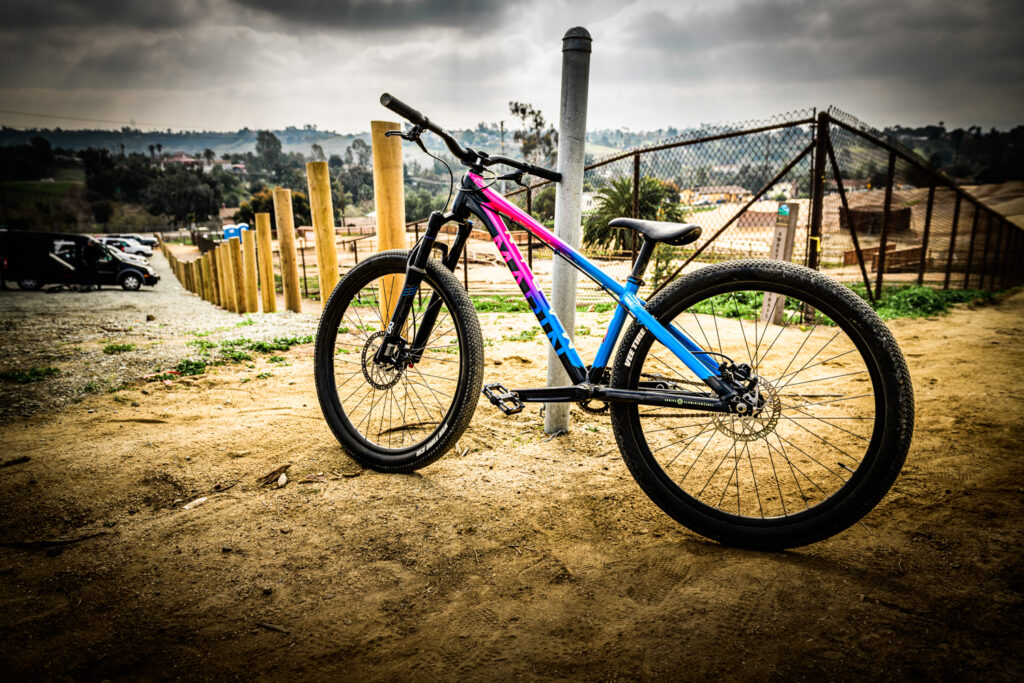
[[610, 260, 914, 550], [314, 250, 484, 472], [120, 272, 143, 291]]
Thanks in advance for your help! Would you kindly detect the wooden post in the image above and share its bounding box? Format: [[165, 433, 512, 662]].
[[223, 237, 240, 313], [201, 254, 213, 302], [242, 229, 259, 313], [371, 120, 407, 326], [273, 188, 303, 313], [761, 203, 800, 324], [255, 212, 277, 313], [209, 247, 222, 307], [306, 161, 340, 304], [219, 244, 232, 310]]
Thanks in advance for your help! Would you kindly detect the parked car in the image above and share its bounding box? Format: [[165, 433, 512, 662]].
[[0, 230, 159, 291], [96, 236, 153, 258], [109, 232, 158, 248]]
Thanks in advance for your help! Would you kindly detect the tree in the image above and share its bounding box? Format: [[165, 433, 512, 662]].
[[344, 138, 372, 167], [310, 143, 326, 161], [583, 177, 685, 251], [202, 148, 216, 164], [509, 102, 557, 167], [532, 186, 556, 223], [144, 166, 222, 223], [255, 130, 283, 170], [234, 188, 311, 229]]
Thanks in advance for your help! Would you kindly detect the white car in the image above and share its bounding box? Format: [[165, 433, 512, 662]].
[[97, 236, 152, 258]]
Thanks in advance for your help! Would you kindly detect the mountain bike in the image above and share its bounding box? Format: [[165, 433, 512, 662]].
[[313, 94, 914, 550]]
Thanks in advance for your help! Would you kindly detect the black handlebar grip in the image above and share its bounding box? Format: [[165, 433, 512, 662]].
[[524, 163, 562, 183], [379, 93, 426, 127]]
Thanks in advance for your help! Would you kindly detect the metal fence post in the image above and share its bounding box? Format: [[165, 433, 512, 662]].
[[545, 26, 591, 435], [873, 151, 896, 300], [631, 152, 640, 264], [807, 111, 828, 272], [943, 195, 962, 289], [917, 183, 935, 285]]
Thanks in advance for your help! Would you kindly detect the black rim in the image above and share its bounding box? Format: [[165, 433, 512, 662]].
[[323, 266, 466, 456], [625, 279, 886, 525]]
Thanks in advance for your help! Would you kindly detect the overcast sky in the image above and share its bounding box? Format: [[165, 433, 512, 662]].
[[0, 0, 1021, 134]]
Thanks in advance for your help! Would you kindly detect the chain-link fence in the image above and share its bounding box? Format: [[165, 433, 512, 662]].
[[823, 108, 1020, 297], [397, 106, 1022, 305]]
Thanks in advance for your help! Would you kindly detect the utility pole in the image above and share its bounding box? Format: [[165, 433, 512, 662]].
[[545, 27, 591, 434]]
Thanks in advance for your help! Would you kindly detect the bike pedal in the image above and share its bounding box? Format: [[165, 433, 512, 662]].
[[482, 383, 524, 415]]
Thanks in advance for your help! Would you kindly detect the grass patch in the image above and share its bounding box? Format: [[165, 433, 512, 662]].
[[175, 359, 207, 376], [0, 366, 61, 383], [255, 372, 273, 379], [151, 335, 314, 383], [503, 328, 539, 342], [472, 296, 616, 314], [848, 284, 996, 319], [103, 343, 137, 355]]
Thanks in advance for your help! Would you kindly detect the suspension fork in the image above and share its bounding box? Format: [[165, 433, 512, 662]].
[[373, 210, 471, 365]]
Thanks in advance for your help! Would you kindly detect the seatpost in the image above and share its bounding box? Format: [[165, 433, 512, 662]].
[[628, 237, 657, 284]]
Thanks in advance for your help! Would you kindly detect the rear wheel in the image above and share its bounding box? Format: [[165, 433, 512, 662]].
[[314, 250, 484, 472], [610, 260, 914, 550]]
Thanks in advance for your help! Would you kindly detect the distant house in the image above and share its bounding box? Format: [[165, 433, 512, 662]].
[[680, 185, 752, 204], [162, 153, 200, 168], [203, 159, 247, 175]]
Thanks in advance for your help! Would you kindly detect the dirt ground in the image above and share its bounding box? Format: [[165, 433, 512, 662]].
[[1, 282, 1022, 679]]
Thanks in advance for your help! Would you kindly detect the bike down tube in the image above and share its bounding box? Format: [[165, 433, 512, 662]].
[[466, 173, 719, 384]]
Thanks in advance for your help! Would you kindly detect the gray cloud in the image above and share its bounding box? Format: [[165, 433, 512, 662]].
[[228, 0, 515, 30], [0, 0, 1021, 132]]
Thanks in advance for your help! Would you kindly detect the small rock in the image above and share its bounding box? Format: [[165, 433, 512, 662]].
[[183, 497, 208, 510], [277, 473, 288, 488], [141, 389, 149, 395], [221, 547, 233, 553], [130, 402, 140, 407], [87, 409, 96, 414]]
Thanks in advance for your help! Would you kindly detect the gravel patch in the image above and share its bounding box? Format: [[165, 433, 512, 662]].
[[0, 251, 319, 422]]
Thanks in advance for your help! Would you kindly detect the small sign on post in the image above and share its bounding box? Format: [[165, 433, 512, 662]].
[[761, 203, 799, 325]]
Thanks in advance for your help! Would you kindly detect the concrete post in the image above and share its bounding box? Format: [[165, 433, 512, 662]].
[[545, 26, 591, 434]]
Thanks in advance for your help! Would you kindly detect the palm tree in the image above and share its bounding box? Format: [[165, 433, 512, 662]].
[[148, 144, 155, 160], [583, 177, 686, 252]]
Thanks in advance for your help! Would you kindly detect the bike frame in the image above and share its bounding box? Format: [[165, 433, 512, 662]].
[[382, 171, 723, 395]]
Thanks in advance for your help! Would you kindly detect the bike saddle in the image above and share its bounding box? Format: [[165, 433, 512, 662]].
[[608, 218, 702, 246]]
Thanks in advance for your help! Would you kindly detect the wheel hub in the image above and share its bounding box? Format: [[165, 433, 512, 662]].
[[361, 331, 404, 390], [713, 376, 781, 441]]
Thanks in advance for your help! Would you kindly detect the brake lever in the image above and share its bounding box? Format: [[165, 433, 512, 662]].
[[496, 169, 528, 190], [385, 123, 425, 142]]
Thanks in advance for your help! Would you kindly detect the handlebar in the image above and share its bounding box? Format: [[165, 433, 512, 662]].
[[380, 93, 561, 183]]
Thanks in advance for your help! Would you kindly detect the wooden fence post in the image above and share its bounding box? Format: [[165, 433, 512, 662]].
[[371, 120, 407, 326], [224, 238, 241, 313], [255, 212, 277, 313], [242, 229, 259, 313], [209, 248, 221, 307], [306, 161, 340, 304], [218, 244, 232, 310], [273, 188, 303, 313]]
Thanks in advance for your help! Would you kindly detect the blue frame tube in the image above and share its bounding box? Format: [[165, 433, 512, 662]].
[[465, 174, 719, 384]]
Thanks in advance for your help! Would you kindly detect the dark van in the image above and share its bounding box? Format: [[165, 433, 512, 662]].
[[0, 230, 160, 291]]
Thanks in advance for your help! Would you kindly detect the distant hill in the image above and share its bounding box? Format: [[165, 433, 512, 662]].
[[0, 126, 370, 158]]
